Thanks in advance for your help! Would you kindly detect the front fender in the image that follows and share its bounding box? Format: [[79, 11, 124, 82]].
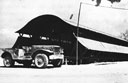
[[1, 48, 16, 59], [1, 51, 12, 58]]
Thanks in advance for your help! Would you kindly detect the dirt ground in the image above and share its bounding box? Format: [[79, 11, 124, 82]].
[[0, 57, 128, 83]]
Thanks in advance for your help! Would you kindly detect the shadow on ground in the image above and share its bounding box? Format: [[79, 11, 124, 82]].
[[0, 65, 60, 69]]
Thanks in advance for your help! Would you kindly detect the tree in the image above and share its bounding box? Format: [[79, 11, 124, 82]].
[[108, 0, 121, 4], [92, 0, 121, 6], [119, 30, 128, 41]]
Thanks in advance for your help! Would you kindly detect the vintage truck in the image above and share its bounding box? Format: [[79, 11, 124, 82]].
[[1, 45, 64, 68]]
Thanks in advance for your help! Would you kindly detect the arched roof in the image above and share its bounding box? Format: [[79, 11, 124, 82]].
[[16, 14, 76, 36]]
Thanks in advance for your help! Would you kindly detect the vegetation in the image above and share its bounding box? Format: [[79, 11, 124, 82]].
[[92, 0, 121, 6], [119, 30, 128, 41]]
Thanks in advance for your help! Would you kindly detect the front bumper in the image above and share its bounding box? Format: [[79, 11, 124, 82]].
[[49, 54, 64, 60]]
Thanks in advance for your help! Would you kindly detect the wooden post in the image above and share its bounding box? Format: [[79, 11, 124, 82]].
[[76, 2, 82, 65]]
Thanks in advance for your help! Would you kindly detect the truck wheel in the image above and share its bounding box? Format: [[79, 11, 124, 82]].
[[3, 56, 14, 67], [34, 53, 48, 68], [52, 59, 62, 67]]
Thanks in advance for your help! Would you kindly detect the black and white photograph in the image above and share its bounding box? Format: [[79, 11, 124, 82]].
[[0, 0, 128, 83]]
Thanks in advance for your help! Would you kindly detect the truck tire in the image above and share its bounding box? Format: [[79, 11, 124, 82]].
[[52, 59, 62, 67], [3, 56, 14, 67], [34, 53, 48, 68]]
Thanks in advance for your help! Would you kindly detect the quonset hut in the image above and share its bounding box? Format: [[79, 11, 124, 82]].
[[14, 14, 128, 64]]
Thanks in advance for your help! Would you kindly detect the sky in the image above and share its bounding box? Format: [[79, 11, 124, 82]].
[[0, 0, 128, 48]]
